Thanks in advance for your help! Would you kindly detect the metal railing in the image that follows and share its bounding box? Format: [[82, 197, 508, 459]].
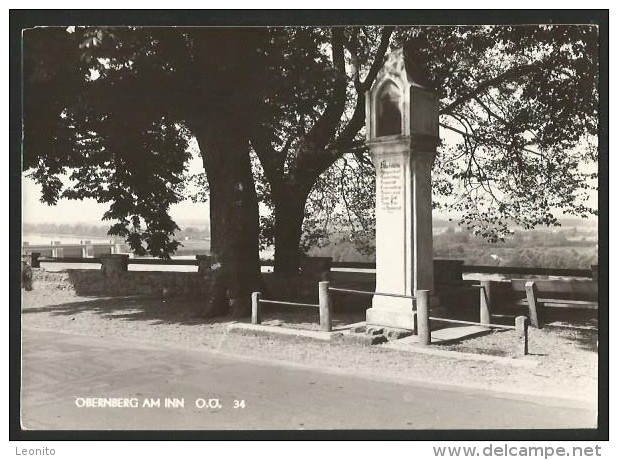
[[331, 261, 594, 278], [328, 286, 414, 299], [38, 256, 102, 264]]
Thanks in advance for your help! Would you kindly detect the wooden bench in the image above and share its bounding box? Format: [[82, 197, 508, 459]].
[[511, 279, 598, 328]]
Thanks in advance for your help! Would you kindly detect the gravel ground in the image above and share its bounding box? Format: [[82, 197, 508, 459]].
[[21, 280, 598, 405]]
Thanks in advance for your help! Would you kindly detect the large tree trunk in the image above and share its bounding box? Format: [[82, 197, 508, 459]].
[[195, 130, 261, 318], [186, 28, 267, 317], [273, 186, 307, 274]]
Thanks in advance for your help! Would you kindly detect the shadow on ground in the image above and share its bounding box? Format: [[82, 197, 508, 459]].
[[22, 294, 365, 329], [22, 289, 597, 352], [545, 326, 598, 352], [22, 296, 216, 326]]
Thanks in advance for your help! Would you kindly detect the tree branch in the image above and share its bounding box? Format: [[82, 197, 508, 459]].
[[250, 132, 284, 186], [440, 62, 542, 115], [357, 26, 393, 92], [440, 122, 546, 159], [330, 27, 393, 151], [301, 27, 347, 150], [290, 27, 392, 194], [474, 96, 509, 125]]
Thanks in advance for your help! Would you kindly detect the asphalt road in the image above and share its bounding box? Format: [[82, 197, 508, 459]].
[[20, 329, 596, 430]]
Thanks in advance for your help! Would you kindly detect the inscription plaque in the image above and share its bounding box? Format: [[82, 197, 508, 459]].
[[379, 160, 403, 211]]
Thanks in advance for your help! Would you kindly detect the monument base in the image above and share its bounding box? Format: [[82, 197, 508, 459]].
[[366, 293, 440, 331], [366, 306, 416, 331]]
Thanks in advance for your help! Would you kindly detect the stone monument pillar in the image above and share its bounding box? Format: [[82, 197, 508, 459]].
[[364, 48, 439, 331]]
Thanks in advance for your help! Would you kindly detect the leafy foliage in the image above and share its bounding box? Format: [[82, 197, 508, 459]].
[[23, 25, 599, 265], [300, 25, 598, 252], [23, 27, 270, 259], [250, 26, 393, 270], [310, 224, 598, 269], [301, 152, 375, 254], [24, 27, 193, 256], [403, 25, 598, 240]]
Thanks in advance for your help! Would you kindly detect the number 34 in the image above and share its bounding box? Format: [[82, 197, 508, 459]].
[[233, 400, 246, 409]]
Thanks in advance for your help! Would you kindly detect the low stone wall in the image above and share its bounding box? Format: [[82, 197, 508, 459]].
[[31, 268, 210, 298], [28, 255, 332, 302], [25, 255, 480, 312], [30, 268, 326, 301]]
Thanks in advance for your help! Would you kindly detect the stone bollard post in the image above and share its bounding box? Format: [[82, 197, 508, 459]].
[[318, 281, 332, 332], [21, 254, 34, 291], [515, 316, 529, 356], [100, 254, 129, 275], [416, 290, 431, 346], [479, 280, 492, 326], [251, 292, 262, 325], [30, 252, 41, 268]]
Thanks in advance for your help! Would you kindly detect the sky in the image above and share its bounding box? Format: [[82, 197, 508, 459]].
[[21, 130, 598, 228], [22, 146, 211, 226], [22, 177, 210, 226], [21, 158, 598, 227]]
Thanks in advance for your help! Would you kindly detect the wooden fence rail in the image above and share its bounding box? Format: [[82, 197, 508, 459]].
[[251, 281, 332, 332]]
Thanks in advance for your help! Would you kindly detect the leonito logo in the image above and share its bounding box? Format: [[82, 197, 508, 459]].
[[15, 447, 55, 456]]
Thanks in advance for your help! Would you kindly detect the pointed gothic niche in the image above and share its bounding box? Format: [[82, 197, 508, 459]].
[[376, 80, 402, 137], [365, 48, 439, 141]]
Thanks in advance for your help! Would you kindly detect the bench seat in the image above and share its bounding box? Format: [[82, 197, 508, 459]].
[[514, 298, 598, 310]]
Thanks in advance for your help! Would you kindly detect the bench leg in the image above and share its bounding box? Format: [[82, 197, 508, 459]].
[[525, 281, 542, 329]]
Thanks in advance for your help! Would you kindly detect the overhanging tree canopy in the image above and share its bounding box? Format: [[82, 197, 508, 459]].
[[23, 26, 270, 317], [275, 25, 598, 259], [23, 24, 599, 292]]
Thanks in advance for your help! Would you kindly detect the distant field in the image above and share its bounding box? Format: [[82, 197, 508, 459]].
[[172, 239, 211, 255], [25, 223, 598, 271]]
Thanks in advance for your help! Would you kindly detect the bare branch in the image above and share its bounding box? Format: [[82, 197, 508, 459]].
[[301, 27, 347, 150], [250, 132, 284, 185], [357, 27, 393, 92], [439, 122, 546, 158], [440, 62, 542, 115], [331, 27, 393, 151], [474, 96, 509, 125]]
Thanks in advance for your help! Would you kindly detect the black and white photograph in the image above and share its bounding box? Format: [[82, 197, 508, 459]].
[[10, 9, 608, 443]]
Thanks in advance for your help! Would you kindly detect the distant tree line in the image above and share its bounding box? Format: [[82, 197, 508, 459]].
[[310, 226, 598, 269], [23, 222, 113, 238], [22, 222, 209, 241]]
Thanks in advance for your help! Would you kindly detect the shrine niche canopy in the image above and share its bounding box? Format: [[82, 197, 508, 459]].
[[365, 48, 439, 142]]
